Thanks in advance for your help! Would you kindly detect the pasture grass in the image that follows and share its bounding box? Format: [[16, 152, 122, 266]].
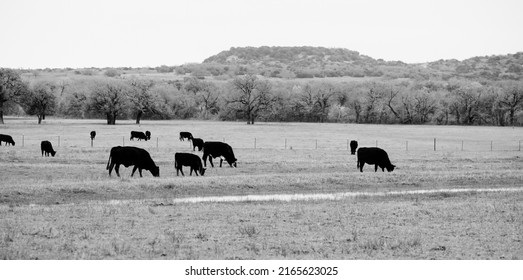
[[0, 118, 522, 259]]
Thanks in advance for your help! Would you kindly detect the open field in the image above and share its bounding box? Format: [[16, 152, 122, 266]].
[[1, 118, 522, 259]]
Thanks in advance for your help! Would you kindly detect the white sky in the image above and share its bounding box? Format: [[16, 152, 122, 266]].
[[1, 0, 522, 69]]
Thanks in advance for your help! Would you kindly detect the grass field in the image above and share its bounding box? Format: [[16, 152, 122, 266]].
[[0, 118, 522, 259]]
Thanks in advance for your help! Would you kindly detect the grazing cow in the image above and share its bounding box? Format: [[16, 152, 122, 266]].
[[130, 131, 148, 141], [174, 153, 206, 176], [350, 140, 358, 155], [191, 138, 204, 151], [106, 146, 159, 177], [357, 147, 395, 172], [145, 131, 151, 140], [90, 131, 96, 140], [179, 131, 193, 141], [0, 134, 15, 146], [41, 141, 56, 157], [202, 141, 237, 168]]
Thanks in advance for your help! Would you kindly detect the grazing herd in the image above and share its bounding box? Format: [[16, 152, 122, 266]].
[[0, 129, 396, 178]]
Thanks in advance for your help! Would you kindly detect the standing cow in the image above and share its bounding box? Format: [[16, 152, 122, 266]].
[[357, 147, 395, 172], [350, 140, 358, 155], [202, 141, 237, 168], [0, 134, 15, 146], [174, 153, 206, 176], [90, 131, 96, 140], [191, 138, 204, 151], [41, 140, 56, 157], [179, 132, 193, 141], [130, 131, 148, 141], [106, 146, 160, 177], [145, 131, 151, 140]]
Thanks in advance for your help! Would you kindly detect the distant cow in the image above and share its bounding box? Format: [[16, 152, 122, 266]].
[[350, 140, 358, 155], [130, 131, 148, 141], [179, 132, 193, 141], [192, 138, 204, 151], [90, 131, 96, 140], [357, 147, 395, 172], [41, 141, 56, 157], [106, 146, 159, 177], [174, 153, 206, 176], [145, 131, 151, 140], [0, 134, 15, 146], [202, 141, 237, 168]]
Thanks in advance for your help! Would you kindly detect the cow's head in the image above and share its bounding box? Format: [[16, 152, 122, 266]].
[[228, 158, 237, 168], [386, 165, 395, 172], [151, 166, 160, 177], [200, 166, 207, 176], [51, 151, 56, 157]]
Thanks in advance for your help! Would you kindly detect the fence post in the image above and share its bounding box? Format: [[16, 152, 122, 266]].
[[285, 139, 287, 150], [491, 141, 493, 151], [434, 138, 436, 151], [58, 136, 60, 147], [254, 138, 256, 149], [123, 136, 125, 146], [22, 135, 24, 147], [519, 140, 521, 151], [406, 141, 408, 151], [157, 137, 159, 150], [376, 140, 378, 147], [91, 138, 93, 148], [461, 140, 464, 151], [315, 139, 318, 150], [347, 139, 349, 150]]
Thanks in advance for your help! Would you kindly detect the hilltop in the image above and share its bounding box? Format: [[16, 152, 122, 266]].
[[200, 46, 523, 80]]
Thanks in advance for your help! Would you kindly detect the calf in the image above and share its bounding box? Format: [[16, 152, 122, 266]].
[[179, 132, 193, 141], [90, 131, 96, 140], [130, 131, 148, 141], [0, 134, 15, 146], [145, 131, 151, 140], [202, 141, 237, 168], [41, 140, 56, 157], [192, 138, 204, 151], [357, 147, 395, 172], [350, 140, 358, 155], [174, 153, 206, 176]]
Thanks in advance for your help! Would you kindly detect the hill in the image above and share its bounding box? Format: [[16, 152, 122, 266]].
[[201, 46, 523, 80]]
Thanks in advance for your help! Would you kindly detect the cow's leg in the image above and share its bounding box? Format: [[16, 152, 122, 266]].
[[138, 168, 143, 177], [374, 165, 378, 172], [202, 153, 208, 167], [108, 163, 115, 176], [208, 157, 214, 168], [131, 166, 138, 177], [220, 158, 224, 167], [359, 162, 364, 172], [179, 167, 185, 176], [115, 164, 121, 177]]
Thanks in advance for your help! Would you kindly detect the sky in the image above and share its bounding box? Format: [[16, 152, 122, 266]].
[[1, 0, 522, 69]]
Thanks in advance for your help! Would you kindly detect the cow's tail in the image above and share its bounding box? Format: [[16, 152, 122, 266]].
[[106, 153, 112, 170], [174, 155, 178, 170]]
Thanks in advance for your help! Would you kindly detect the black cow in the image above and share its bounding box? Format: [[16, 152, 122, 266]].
[[192, 138, 204, 151], [130, 131, 148, 141], [0, 134, 15, 146], [106, 146, 159, 177], [202, 141, 237, 168], [174, 153, 206, 176], [41, 141, 56, 157], [350, 140, 358, 155], [145, 131, 151, 140], [179, 132, 193, 141], [357, 147, 395, 172], [90, 131, 96, 140]]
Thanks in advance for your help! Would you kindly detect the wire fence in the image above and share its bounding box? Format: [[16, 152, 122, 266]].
[[9, 134, 523, 153]]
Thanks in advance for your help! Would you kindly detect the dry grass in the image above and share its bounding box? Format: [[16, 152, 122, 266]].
[[0, 118, 522, 259]]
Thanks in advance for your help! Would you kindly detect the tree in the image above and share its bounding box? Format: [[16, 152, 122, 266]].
[[0, 68, 28, 124], [498, 82, 523, 126], [183, 77, 220, 119], [89, 81, 129, 125], [20, 82, 57, 124], [229, 74, 274, 124], [128, 79, 160, 124]]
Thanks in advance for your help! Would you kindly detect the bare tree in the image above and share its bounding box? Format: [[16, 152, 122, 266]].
[[229, 74, 274, 124], [498, 83, 523, 126], [128, 79, 157, 124]]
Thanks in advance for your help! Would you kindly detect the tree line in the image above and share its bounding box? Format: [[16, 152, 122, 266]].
[[1, 68, 523, 126]]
